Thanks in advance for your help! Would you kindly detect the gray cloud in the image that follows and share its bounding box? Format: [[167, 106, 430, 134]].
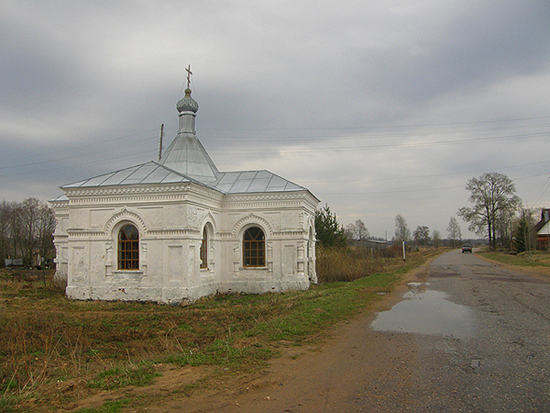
[[1, 0, 549, 238]]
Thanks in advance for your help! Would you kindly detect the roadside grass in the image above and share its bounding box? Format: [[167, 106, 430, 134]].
[[477, 249, 550, 276], [75, 399, 131, 413], [0, 249, 439, 412]]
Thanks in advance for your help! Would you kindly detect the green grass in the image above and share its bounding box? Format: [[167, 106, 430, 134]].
[[478, 250, 550, 269], [75, 399, 130, 413], [88, 364, 159, 390]]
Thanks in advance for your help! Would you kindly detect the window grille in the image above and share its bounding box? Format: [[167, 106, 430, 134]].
[[118, 224, 139, 270], [243, 226, 265, 267]]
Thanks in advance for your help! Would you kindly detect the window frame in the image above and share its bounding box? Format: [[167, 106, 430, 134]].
[[200, 227, 208, 269], [117, 223, 139, 270], [243, 226, 266, 268]]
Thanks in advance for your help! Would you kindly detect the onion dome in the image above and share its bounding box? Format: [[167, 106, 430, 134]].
[[176, 88, 199, 113]]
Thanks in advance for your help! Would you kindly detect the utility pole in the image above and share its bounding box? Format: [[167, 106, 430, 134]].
[[158, 124, 164, 161]]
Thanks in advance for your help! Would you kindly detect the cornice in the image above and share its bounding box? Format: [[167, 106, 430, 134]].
[[67, 229, 106, 238], [146, 229, 199, 236], [63, 184, 224, 206], [64, 183, 191, 197], [224, 191, 306, 202], [220, 228, 308, 238], [221, 191, 319, 209], [50, 201, 69, 208]]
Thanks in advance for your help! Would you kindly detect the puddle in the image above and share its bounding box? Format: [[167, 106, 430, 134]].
[[371, 283, 475, 339]]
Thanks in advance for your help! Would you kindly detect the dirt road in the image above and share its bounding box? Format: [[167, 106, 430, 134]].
[[143, 249, 550, 412]]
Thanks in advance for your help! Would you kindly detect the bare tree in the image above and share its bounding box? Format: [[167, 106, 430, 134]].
[[344, 223, 356, 242], [345, 219, 370, 242], [0, 198, 56, 267], [432, 230, 442, 248], [0, 201, 14, 262], [394, 214, 411, 243], [9, 202, 21, 261], [497, 207, 516, 249], [37, 203, 56, 263], [447, 216, 462, 247], [19, 198, 41, 265], [355, 220, 369, 241], [413, 226, 430, 246], [458, 172, 521, 249]]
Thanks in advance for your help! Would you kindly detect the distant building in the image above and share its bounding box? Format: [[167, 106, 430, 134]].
[[50, 79, 318, 304], [533, 208, 550, 250]]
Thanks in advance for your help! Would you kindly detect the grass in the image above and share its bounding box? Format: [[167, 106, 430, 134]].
[[75, 399, 130, 413], [477, 249, 550, 276], [0, 248, 440, 412], [87, 364, 159, 390]]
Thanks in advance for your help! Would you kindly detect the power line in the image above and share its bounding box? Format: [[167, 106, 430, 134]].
[[200, 115, 550, 132], [207, 131, 547, 154]]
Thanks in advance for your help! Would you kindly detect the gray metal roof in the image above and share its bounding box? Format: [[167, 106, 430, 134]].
[[158, 131, 219, 183], [62, 162, 192, 188], [213, 170, 306, 193], [61, 162, 308, 195]]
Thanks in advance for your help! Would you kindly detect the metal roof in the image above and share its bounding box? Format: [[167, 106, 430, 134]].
[[61, 162, 308, 195], [158, 131, 219, 183], [213, 170, 306, 193], [62, 162, 192, 188]]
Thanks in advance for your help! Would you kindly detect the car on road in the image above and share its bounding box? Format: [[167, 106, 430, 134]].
[[462, 244, 473, 253]]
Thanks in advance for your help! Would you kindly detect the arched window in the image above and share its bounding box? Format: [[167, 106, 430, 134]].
[[200, 227, 208, 269], [243, 226, 265, 267], [118, 224, 139, 270]]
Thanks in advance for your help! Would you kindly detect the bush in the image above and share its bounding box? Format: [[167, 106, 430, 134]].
[[316, 245, 389, 282]]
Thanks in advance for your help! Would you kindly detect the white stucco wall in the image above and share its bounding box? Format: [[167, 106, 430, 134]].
[[51, 182, 317, 304]]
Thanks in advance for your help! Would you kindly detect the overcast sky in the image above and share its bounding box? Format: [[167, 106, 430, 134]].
[[2, 0, 550, 239]]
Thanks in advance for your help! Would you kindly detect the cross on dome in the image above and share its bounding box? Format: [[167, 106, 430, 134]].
[[176, 65, 199, 114], [186, 65, 193, 89]]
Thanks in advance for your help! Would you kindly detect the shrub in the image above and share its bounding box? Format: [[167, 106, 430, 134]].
[[316, 245, 389, 282]]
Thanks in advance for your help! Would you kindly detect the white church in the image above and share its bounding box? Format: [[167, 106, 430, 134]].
[[50, 75, 319, 304]]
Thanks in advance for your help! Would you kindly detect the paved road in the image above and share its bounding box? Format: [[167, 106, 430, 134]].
[[158, 249, 550, 412], [363, 249, 550, 412]]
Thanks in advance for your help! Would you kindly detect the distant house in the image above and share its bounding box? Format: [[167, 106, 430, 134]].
[[50, 81, 319, 304], [533, 208, 550, 250]]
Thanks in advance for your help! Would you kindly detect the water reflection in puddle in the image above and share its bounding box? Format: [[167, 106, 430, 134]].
[[371, 283, 475, 339]]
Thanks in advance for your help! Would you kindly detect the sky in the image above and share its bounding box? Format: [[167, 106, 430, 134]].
[[1, 0, 550, 240]]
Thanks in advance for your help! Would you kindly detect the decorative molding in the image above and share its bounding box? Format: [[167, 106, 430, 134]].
[[200, 211, 218, 232], [67, 230, 106, 237], [65, 183, 191, 197], [104, 207, 148, 234], [146, 229, 199, 236], [231, 213, 274, 237], [219, 229, 307, 239], [188, 205, 199, 228], [63, 181, 225, 203]]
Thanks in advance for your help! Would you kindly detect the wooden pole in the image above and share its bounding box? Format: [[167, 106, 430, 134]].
[[158, 124, 164, 160]]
